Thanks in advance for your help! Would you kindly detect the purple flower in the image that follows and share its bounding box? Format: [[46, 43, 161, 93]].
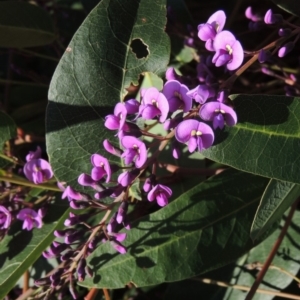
[[212, 30, 244, 70], [104, 103, 127, 131], [186, 84, 215, 104], [162, 80, 192, 112], [199, 102, 237, 129], [121, 136, 147, 168], [147, 184, 172, 207], [0, 206, 11, 229], [117, 201, 128, 224], [17, 208, 42, 230], [175, 120, 214, 152], [198, 10, 226, 51], [26, 146, 42, 162], [138, 87, 169, 123], [23, 159, 53, 184], [91, 154, 111, 183]]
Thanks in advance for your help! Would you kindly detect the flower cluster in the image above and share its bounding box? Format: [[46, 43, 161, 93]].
[[198, 10, 244, 70]]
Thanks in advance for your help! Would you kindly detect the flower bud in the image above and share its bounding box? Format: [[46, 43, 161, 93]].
[[278, 42, 294, 58], [117, 201, 129, 224]]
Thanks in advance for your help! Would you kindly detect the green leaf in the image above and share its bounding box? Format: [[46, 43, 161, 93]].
[[251, 179, 300, 241], [0, 111, 16, 168], [271, 0, 300, 18], [0, 1, 56, 48], [46, 0, 170, 188], [0, 195, 69, 298], [224, 209, 300, 300], [202, 94, 300, 183], [80, 169, 271, 289]]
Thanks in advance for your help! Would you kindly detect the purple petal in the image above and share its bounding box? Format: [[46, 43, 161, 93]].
[[111, 241, 127, 254], [125, 99, 140, 114], [213, 30, 236, 51], [188, 136, 198, 152], [227, 40, 244, 70], [175, 119, 199, 143], [213, 114, 225, 129], [207, 10, 226, 33], [114, 102, 127, 129], [198, 23, 216, 41], [104, 115, 120, 130]]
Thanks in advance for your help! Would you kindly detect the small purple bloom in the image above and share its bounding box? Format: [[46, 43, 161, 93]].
[[139, 87, 169, 123], [245, 7, 261, 22], [118, 169, 139, 187], [147, 184, 172, 207], [62, 186, 83, 201], [264, 9, 283, 25], [17, 208, 42, 230], [198, 10, 226, 51], [186, 84, 215, 104], [26, 146, 42, 162], [103, 139, 122, 157], [199, 102, 237, 129], [121, 136, 147, 168], [172, 140, 181, 159], [91, 154, 111, 183], [117, 201, 128, 224], [23, 159, 53, 184], [175, 120, 214, 152], [110, 240, 127, 254], [0, 206, 11, 229], [212, 30, 244, 70], [162, 80, 192, 112], [104, 103, 127, 131]]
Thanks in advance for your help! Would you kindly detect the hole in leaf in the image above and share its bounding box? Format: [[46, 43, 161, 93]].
[[130, 39, 149, 59]]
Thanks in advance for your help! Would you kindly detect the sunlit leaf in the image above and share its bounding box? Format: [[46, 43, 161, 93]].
[[80, 169, 271, 288]]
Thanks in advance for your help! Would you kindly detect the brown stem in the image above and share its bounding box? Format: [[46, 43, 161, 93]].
[[103, 288, 110, 300], [23, 270, 29, 293], [84, 288, 99, 300], [245, 198, 299, 300]]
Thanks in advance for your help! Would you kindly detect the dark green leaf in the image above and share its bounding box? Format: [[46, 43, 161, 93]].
[[251, 179, 300, 241], [46, 0, 170, 188], [271, 0, 300, 18], [80, 169, 270, 288], [0, 195, 69, 298], [202, 94, 300, 183], [0, 1, 56, 48], [225, 209, 300, 300], [0, 111, 16, 168]]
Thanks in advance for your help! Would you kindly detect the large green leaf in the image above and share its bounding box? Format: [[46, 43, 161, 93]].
[[251, 179, 300, 241], [46, 0, 170, 188], [0, 195, 69, 298], [80, 169, 271, 288], [202, 94, 300, 183], [0, 111, 16, 168], [0, 1, 56, 48], [271, 0, 300, 18], [224, 209, 300, 300]]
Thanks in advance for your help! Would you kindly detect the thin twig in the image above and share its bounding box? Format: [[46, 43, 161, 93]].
[[84, 288, 99, 300], [103, 288, 111, 300], [245, 198, 300, 300], [192, 277, 300, 300]]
